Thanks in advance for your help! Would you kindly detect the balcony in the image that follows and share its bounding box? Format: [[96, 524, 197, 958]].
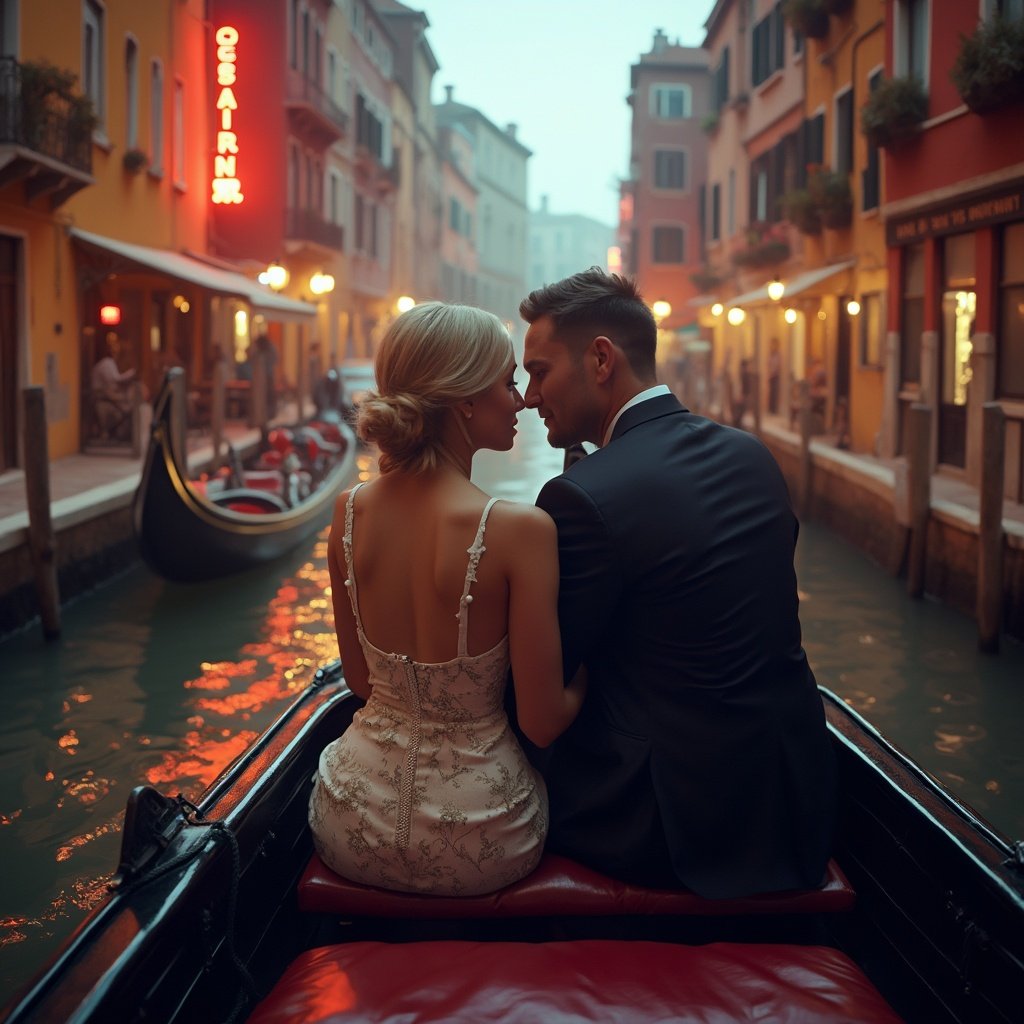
[[0, 57, 94, 207], [354, 143, 398, 195], [285, 68, 348, 148], [285, 206, 344, 254]]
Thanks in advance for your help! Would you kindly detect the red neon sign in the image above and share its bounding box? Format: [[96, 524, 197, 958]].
[[211, 25, 244, 205]]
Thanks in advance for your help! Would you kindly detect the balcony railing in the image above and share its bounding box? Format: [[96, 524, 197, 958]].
[[285, 70, 348, 145], [285, 207, 344, 252], [0, 57, 93, 176]]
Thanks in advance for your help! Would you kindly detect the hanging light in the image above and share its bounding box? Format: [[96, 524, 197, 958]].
[[260, 262, 289, 291], [652, 299, 672, 321], [767, 277, 785, 302], [711, 302, 724, 317], [727, 307, 746, 326], [784, 308, 797, 324], [99, 304, 122, 326], [396, 295, 416, 313], [309, 272, 336, 295], [846, 299, 861, 316]]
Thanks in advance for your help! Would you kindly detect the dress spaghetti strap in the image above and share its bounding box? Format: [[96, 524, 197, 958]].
[[457, 497, 500, 657]]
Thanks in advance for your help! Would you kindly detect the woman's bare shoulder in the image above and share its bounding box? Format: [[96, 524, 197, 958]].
[[488, 499, 556, 541]]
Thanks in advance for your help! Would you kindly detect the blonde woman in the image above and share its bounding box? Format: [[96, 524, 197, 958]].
[[308, 302, 585, 896]]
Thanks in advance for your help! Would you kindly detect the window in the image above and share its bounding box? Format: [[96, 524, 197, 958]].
[[652, 226, 685, 263], [354, 193, 364, 250], [83, 0, 105, 131], [834, 88, 853, 176], [149, 58, 163, 173], [999, 223, 1024, 398], [727, 169, 736, 236], [860, 293, 884, 368], [901, 243, 925, 385], [803, 112, 825, 169], [0, 0, 18, 57], [449, 197, 460, 231], [329, 170, 341, 224], [752, 2, 785, 87], [290, 0, 299, 69], [654, 150, 686, 189], [749, 152, 771, 221], [896, 0, 929, 83], [650, 84, 691, 119], [862, 70, 882, 211], [710, 183, 721, 242], [996, 0, 1024, 17], [173, 77, 184, 186], [793, 27, 804, 56], [124, 36, 138, 148], [712, 47, 730, 113]]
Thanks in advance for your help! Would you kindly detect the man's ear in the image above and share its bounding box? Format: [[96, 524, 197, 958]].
[[591, 336, 617, 383]]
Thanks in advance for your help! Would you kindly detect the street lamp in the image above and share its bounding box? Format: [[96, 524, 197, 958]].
[[711, 302, 724, 317], [846, 299, 861, 316], [309, 272, 335, 296], [784, 307, 798, 324], [259, 262, 289, 291], [727, 307, 746, 326], [396, 295, 416, 314], [767, 277, 785, 302], [652, 299, 672, 322]]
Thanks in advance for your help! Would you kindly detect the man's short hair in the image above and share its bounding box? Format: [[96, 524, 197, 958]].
[[519, 267, 657, 380]]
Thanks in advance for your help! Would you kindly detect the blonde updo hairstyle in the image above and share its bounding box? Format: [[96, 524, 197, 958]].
[[358, 302, 513, 474]]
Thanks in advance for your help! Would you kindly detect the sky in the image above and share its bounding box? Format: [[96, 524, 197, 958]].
[[420, 0, 710, 227]]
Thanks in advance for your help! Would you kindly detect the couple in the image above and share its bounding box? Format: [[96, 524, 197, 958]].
[[308, 269, 836, 900]]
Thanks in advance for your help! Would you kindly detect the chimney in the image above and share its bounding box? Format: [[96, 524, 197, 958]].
[[444, 84, 454, 102], [652, 28, 668, 53], [505, 122, 517, 140]]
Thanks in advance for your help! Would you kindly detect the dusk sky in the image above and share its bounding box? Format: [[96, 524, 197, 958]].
[[422, 0, 710, 227]]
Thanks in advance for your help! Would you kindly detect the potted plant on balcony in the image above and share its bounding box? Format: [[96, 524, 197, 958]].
[[950, 15, 1024, 115], [782, 0, 829, 40], [122, 148, 149, 174], [701, 112, 720, 135], [690, 266, 724, 292], [860, 75, 928, 149], [18, 60, 96, 151], [731, 223, 792, 269], [780, 188, 822, 235], [808, 167, 852, 228]]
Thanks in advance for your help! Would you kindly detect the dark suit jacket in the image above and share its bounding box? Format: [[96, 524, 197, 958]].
[[535, 393, 836, 899]]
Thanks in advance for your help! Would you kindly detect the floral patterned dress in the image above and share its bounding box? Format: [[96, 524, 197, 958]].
[[308, 485, 548, 895]]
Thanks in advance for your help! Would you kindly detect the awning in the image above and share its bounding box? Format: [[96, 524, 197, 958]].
[[727, 260, 856, 308], [70, 228, 317, 321]]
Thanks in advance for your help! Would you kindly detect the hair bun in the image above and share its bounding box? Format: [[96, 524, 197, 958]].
[[357, 390, 432, 464]]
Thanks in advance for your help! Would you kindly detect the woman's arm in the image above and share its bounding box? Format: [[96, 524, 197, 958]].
[[505, 505, 587, 748], [327, 494, 371, 699]]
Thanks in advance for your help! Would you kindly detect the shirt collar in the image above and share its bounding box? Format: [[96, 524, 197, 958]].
[[601, 384, 672, 447]]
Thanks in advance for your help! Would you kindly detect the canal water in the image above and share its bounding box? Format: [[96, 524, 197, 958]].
[[2, 414, 1024, 1003]]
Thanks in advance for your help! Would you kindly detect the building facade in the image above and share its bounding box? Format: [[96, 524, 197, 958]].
[[527, 196, 613, 292], [438, 123, 478, 304]]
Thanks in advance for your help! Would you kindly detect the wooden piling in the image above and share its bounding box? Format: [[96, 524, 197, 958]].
[[797, 379, 812, 519], [211, 356, 226, 470], [21, 386, 61, 639], [250, 350, 267, 430], [977, 402, 1006, 652], [906, 403, 932, 599]]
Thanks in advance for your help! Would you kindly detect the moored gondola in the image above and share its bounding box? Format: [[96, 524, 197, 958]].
[[132, 369, 356, 582], [1, 667, 1022, 1024]]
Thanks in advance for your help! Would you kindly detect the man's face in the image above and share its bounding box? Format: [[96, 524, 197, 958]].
[[523, 315, 602, 448]]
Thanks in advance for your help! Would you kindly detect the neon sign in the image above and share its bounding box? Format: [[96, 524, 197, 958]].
[[211, 25, 244, 205]]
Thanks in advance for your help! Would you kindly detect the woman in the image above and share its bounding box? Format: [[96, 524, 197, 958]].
[[308, 302, 585, 896]]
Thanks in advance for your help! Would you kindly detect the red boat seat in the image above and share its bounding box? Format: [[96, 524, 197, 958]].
[[297, 851, 855, 918], [247, 940, 903, 1024]]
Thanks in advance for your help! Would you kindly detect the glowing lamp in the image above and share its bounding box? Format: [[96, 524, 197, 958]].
[[309, 272, 335, 296], [396, 295, 416, 313], [846, 299, 861, 316], [99, 305, 122, 326], [817, 310, 827, 321], [652, 299, 672, 321], [726, 307, 746, 326], [767, 278, 785, 302], [784, 308, 798, 324], [262, 263, 289, 291]]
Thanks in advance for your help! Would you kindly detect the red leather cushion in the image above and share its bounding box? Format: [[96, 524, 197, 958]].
[[297, 852, 855, 918], [247, 940, 903, 1024]]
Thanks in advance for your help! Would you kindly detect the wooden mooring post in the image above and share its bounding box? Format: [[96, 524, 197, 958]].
[[906, 403, 932, 599], [21, 386, 61, 639], [977, 402, 1006, 653], [211, 356, 226, 470]]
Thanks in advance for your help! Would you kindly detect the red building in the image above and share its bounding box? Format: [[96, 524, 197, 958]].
[[881, 0, 1024, 501], [620, 29, 709, 335]]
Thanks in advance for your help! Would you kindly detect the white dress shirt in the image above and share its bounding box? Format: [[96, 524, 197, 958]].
[[601, 384, 672, 447]]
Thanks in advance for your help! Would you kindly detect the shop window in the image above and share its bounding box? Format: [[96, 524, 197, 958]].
[[652, 226, 685, 264], [901, 243, 925, 384], [999, 222, 1024, 398], [860, 293, 884, 368], [654, 150, 686, 190]]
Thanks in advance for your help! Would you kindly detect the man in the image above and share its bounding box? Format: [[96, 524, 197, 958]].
[[519, 268, 835, 899]]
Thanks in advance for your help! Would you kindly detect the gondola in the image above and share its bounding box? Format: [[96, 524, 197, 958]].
[[2, 664, 1022, 1024], [132, 368, 356, 582]]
